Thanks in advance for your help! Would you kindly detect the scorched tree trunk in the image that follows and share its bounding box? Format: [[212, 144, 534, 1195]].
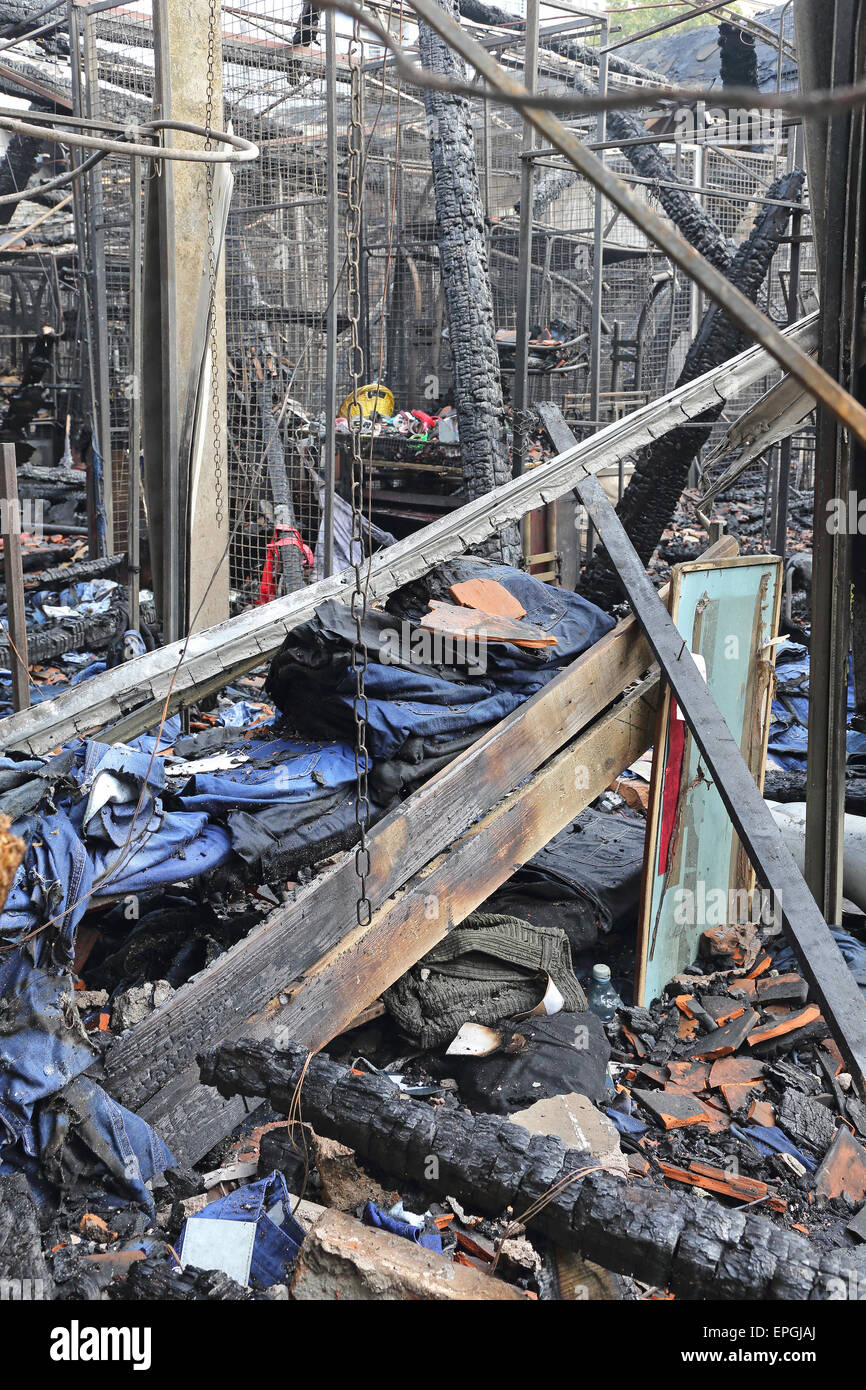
[[580, 168, 805, 611]]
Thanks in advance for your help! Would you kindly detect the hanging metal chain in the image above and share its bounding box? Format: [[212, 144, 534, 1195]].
[[204, 0, 223, 530], [346, 22, 371, 930]]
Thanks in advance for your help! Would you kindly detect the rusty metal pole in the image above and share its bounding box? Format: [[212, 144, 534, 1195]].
[[512, 0, 539, 484]]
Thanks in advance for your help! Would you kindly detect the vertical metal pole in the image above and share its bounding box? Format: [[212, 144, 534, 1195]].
[[151, 0, 181, 642], [512, 0, 539, 482], [323, 10, 338, 578], [82, 9, 114, 555], [690, 137, 705, 343], [585, 16, 608, 559], [68, 2, 102, 561], [1, 444, 29, 711], [686, 135, 705, 492], [805, 0, 857, 923], [128, 155, 142, 631], [773, 124, 803, 561], [588, 19, 608, 434], [481, 93, 491, 241]]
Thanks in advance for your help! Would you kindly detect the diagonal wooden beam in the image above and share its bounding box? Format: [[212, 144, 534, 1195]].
[[131, 673, 661, 1162], [0, 318, 813, 756], [583, 468, 866, 1090], [539, 401, 866, 1090], [98, 604, 670, 1116]]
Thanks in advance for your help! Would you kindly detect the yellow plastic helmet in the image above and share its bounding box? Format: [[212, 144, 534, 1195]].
[[338, 383, 395, 421]]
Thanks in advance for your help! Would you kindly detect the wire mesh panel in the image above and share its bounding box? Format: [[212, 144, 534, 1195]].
[[0, 0, 818, 614], [0, 13, 87, 513], [222, 17, 332, 599]]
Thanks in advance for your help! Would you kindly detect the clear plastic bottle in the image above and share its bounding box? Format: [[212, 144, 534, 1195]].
[[586, 963, 623, 1023]]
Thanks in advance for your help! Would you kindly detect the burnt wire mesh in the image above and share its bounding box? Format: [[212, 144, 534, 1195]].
[[0, 11, 85, 525], [0, 0, 817, 611]]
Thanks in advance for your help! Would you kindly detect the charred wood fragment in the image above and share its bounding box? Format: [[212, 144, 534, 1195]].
[[112, 1257, 271, 1301], [199, 1038, 863, 1300], [292, 3, 320, 47], [0, 1172, 54, 1297], [0, 133, 43, 228], [718, 20, 760, 91], [580, 168, 805, 612], [0, 328, 57, 454]]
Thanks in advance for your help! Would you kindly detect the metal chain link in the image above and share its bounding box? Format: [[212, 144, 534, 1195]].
[[346, 22, 372, 930], [204, 0, 223, 529]]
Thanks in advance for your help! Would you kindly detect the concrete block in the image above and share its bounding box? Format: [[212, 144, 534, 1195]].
[[291, 1210, 532, 1301]]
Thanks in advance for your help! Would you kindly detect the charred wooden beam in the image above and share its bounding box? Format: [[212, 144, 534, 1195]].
[[419, 0, 519, 562], [0, 316, 815, 757], [579, 167, 804, 612], [718, 20, 759, 91], [99, 598, 677, 1135], [0, 132, 44, 228], [198, 1038, 864, 1300], [124, 668, 665, 1161]]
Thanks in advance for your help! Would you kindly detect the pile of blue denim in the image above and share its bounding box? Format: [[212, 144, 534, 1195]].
[[769, 645, 866, 770], [266, 558, 615, 760]]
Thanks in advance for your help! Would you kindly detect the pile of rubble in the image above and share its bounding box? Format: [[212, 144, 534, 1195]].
[[4, 532, 866, 1305]]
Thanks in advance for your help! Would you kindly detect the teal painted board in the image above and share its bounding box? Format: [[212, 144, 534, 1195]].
[[637, 555, 781, 1006]]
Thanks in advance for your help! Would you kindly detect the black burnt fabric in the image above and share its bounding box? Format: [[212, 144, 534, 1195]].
[[450, 1012, 611, 1115], [489, 806, 646, 953]]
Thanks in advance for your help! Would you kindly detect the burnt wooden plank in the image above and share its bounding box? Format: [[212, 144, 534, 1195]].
[[197, 1038, 866, 1300], [130, 674, 661, 1161], [0, 320, 812, 756], [100, 613, 665, 1118]]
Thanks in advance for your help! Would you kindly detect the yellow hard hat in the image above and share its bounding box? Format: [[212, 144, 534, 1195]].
[[338, 383, 394, 420]]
